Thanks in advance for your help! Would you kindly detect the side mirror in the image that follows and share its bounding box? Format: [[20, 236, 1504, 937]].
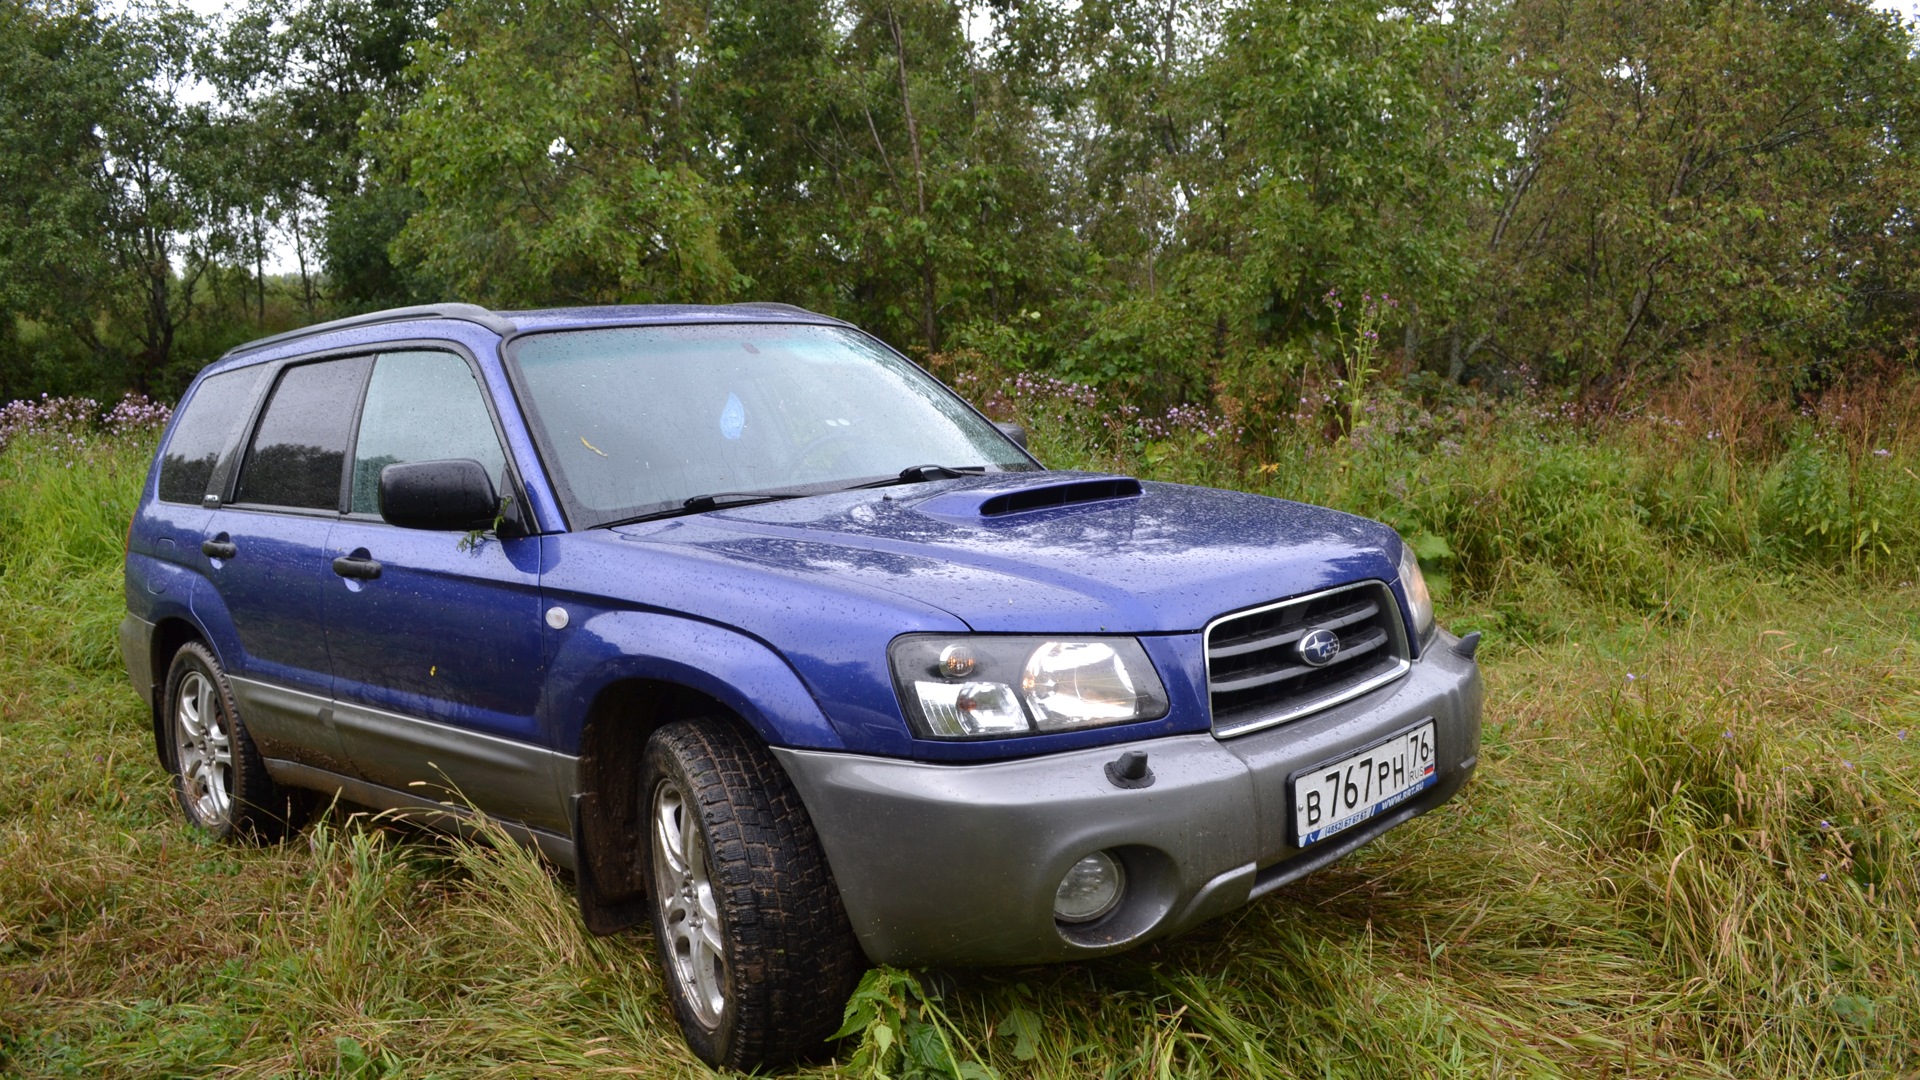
[[994, 421, 1029, 451], [379, 459, 499, 531]]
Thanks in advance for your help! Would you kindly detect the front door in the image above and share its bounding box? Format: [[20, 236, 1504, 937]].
[[322, 349, 561, 831]]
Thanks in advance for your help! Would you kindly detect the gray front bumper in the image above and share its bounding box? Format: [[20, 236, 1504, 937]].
[[773, 637, 1482, 967]]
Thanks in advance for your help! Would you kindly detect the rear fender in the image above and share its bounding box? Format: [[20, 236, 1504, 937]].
[[186, 569, 247, 678]]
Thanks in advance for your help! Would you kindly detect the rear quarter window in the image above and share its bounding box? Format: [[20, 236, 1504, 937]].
[[157, 365, 270, 504]]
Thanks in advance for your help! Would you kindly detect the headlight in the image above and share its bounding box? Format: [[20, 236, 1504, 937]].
[[890, 635, 1170, 739], [1397, 541, 1436, 644]]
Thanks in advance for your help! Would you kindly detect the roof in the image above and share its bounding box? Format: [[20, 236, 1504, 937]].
[[216, 302, 845, 362]]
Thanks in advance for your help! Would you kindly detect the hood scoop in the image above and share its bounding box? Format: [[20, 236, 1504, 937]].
[[979, 476, 1142, 515], [915, 474, 1143, 522]]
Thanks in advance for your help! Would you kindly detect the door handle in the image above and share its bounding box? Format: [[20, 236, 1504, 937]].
[[331, 551, 383, 580], [201, 537, 237, 559]]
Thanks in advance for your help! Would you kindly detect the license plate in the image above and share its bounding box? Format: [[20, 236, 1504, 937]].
[[1292, 721, 1438, 846]]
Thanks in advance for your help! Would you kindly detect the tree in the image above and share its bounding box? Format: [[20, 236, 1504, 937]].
[[214, 0, 440, 310], [0, 0, 241, 394], [386, 0, 739, 306], [743, 0, 1070, 352], [1478, 0, 1920, 391]]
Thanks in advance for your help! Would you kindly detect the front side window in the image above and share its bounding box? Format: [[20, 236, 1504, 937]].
[[510, 323, 1031, 527], [349, 351, 510, 515], [158, 364, 269, 504], [233, 357, 372, 510]]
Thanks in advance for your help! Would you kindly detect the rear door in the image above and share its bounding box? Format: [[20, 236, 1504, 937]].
[[198, 355, 372, 773], [323, 349, 561, 831]]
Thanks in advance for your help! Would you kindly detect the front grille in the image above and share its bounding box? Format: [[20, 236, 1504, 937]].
[[1205, 580, 1410, 737]]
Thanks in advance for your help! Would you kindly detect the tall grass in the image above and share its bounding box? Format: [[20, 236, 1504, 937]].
[[2, 376, 1916, 1078]]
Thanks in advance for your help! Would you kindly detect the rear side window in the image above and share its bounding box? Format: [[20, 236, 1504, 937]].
[[349, 351, 509, 515], [233, 357, 373, 510], [157, 366, 268, 504]]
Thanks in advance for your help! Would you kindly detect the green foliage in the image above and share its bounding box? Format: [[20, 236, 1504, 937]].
[[1326, 289, 1397, 437], [1759, 427, 1916, 571], [215, 0, 443, 316], [1051, 291, 1222, 407], [6, 3, 1920, 1065], [1480, 0, 1920, 387], [0, 431, 155, 672], [834, 969, 997, 1079], [388, 0, 740, 307], [1199, 0, 1484, 338], [8, 0, 1920, 403]]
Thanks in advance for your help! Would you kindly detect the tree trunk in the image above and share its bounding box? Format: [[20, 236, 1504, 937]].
[[254, 217, 266, 325], [888, 5, 937, 354]]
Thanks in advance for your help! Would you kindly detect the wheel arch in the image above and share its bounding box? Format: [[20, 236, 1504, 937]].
[[148, 615, 210, 771], [571, 677, 764, 934]]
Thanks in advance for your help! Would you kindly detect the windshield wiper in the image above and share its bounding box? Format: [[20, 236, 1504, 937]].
[[600, 490, 803, 528], [680, 491, 805, 512], [849, 464, 986, 490]]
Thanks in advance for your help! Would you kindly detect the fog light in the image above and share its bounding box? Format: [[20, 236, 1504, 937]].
[[1053, 851, 1125, 924]]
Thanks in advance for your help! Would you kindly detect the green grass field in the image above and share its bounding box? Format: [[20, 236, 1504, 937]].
[[1, 383, 1916, 1078]]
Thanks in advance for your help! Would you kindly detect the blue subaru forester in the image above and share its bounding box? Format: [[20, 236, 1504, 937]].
[[121, 302, 1483, 1069]]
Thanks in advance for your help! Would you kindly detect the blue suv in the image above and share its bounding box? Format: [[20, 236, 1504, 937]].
[[120, 302, 1483, 1069]]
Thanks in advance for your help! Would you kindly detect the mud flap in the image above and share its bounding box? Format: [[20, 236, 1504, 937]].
[[571, 792, 649, 935]]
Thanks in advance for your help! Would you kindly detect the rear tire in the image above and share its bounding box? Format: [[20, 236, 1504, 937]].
[[162, 642, 309, 842], [642, 718, 865, 1070]]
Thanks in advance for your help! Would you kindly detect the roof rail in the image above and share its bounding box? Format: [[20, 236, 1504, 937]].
[[220, 303, 517, 359], [727, 302, 831, 318]]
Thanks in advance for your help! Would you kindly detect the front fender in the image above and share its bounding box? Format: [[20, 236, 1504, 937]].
[[545, 608, 848, 753]]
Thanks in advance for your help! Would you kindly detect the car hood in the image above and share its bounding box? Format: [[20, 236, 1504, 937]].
[[610, 472, 1405, 633]]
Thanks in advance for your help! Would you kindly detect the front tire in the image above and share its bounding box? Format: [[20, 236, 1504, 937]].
[[642, 719, 865, 1070], [162, 642, 307, 842]]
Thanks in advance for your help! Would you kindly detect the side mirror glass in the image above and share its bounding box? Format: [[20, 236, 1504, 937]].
[[994, 421, 1029, 451], [379, 459, 499, 531]]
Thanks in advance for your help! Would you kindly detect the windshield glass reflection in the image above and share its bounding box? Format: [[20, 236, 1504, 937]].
[[511, 323, 1034, 527]]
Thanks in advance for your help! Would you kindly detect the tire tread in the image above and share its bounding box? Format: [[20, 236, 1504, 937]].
[[164, 641, 308, 842], [647, 718, 865, 1069]]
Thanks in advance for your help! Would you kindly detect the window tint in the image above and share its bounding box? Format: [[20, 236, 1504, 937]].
[[350, 351, 509, 515], [157, 365, 269, 504], [233, 357, 372, 509]]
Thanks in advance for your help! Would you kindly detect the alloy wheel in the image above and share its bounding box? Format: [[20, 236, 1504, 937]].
[[174, 669, 233, 825], [652, 778, 728, 1027]]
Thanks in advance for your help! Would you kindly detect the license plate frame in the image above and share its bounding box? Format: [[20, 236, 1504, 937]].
[[1289, 719, 1438, 847]]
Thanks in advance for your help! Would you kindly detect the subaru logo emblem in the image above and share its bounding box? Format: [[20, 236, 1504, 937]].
[[1299, 629, 1341, 667]]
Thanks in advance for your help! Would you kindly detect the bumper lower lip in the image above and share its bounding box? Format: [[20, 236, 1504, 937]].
[[773, 634, 1483, 967]]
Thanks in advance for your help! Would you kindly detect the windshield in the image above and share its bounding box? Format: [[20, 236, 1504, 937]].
[[509, 323, 1035, 527]]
